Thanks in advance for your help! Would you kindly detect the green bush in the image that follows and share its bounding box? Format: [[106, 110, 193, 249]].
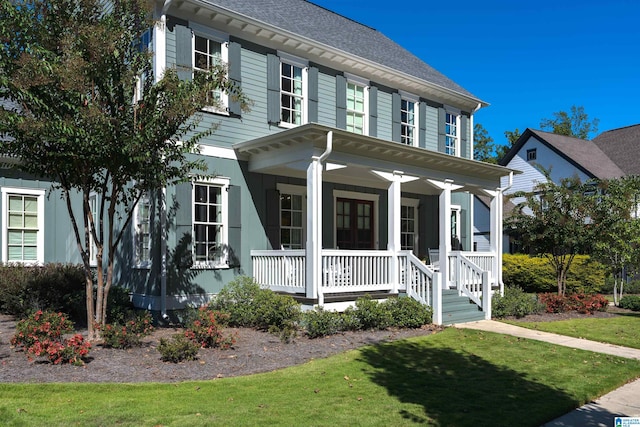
[[619, 295, 640, 311], [302, 307, 342, 338], [353, 296, 393, 330], [106, 286, 135, 325], [0, 264, 87, 322], [209, 276, 262, 326], [158, 334, 200, 363], [502, 254, 605, 294], [98, 311, 154, 349], [384, 296, 432, 328], [492, 287, 544, 318]]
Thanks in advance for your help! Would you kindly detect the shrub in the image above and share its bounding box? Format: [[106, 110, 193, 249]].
[[619, 295, 640, 311], [106, 286, 135, 325], [11, 310, 91, 365], [184, 307, 235, 349], [384, 296, 432, 328], [98, 311, 154, 349], [353, 296, 393, 330], [0, 264, 87, 323], [303, 307, 342, 338], [492, 287, 544, 319], [209, 276, 262, 326], [340, 306, 361, 331], [538, 293, 572, 313], [158, 334, 200, 363], [538, 293, 609, 314]]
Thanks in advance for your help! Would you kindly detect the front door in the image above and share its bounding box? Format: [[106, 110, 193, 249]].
[[336, 198, 374, 249]]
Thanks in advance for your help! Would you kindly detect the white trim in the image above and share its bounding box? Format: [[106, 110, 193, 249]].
[[89, 192, 98, 267], [191, 176, 230, 269], [277, 51, 308, 69], [278, 54, 308, 128], [332, 190, 379, 249], [344, 72, 369, 87], [399, 90, 419, 103], [197, 144, 245, 160], [345, 76, 369, 136], [192, 31, 229, 114], [1, 187, 45, 264], [132, 192, 152, 269]]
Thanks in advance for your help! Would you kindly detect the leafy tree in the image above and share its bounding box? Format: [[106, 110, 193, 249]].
[[504, 128, 522, 145], [539, 105, 599, 140], [590, 176, 640, 304], [0, 0, 249, 339], [506, 175, 596, 296], [473, 123, 496, 163]]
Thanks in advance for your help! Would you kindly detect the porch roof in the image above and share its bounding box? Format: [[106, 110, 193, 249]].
[[233, 123, 518, 194]]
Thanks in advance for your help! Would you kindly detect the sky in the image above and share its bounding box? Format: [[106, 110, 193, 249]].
[[312, 0, 640, 150]]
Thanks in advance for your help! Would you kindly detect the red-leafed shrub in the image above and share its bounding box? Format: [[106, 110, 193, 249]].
[[538, 293, 609, 314], [184, 307, 236, 349], [97, 311, 155, 349], [538, 293, 571, 313]]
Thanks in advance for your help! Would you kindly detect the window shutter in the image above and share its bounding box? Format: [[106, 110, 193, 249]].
[[227, 185, 241, 267], [437, 107, 446, 153], [335, 74, 346, 130], [174, 181, 193, 267], [460, 208, 468, 251], [228, 41, 242, 116], [265, 189, 280, 249], [392, 92, 401, 142], [308, 66, 318, 123], [369, 86, 378, 137], [419, 102, 427, 149], [266, 54, 280, 125], [175, 25, 193, 81], [460, 115, 469, 159]]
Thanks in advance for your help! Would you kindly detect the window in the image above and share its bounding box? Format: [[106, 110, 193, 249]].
[[345, 75, 368, 135], [89, 193, 98, 267], [278, 184, 305, 249], [400, 94, 419, 146], [451, 205, 461, 249], [133, 29, 152, 103], [193, 178, 229, 267], [526, 148, 537, 161], [280, 54, 307, 127], [193, 32, 228, 113], [401, 199, 419, 251], [445, 112, 459, 156], [1, 188, 45, 264], [133, 193, 151, 267]]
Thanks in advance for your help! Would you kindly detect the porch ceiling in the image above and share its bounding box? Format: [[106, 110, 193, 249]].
[[232, 124, 519, 195]]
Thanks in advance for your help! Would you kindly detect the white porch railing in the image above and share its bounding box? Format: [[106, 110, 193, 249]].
[[321, 249, 393, 293], [252, 250, 306, 293], [447, 251, 493, 317], [398, 251, 433, 306]]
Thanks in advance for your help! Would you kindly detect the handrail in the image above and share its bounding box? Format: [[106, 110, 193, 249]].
[[399, 251, 433, 306], [448, 252, 486, 307]]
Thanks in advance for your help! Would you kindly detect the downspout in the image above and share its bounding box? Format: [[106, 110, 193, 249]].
[[319, 131, 333, 162]]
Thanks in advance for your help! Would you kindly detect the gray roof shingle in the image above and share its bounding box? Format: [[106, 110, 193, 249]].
[[593, 124, 640, 175], [201, 0, 480, 101]]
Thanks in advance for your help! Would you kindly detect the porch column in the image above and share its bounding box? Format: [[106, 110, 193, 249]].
[[306, 156, 322, 301], [439, 181, 452, 289], [387, 172, 402, 293], [490, 189, 504, 296]]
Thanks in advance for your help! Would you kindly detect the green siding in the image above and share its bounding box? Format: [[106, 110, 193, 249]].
[[376, 90, 393, 142], [317, 73, 336, 126], [423, 104, 439, 151]]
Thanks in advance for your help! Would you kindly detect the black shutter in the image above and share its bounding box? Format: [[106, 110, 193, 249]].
[[419, 102, 427, 148], [369, 86, 377, 137], [335, 74, 346, 129], [266, 54, 280, 125], [308, 66, 318, 123], [392, 92, 401, 142], [227, 41, 242, 116], [227, 185, 241, 267], [175, 25, 192, 81], [265, 189, 280, 249], [460, 115, 469, 158], [174, 181, 193, 268], [438, 107, 446, 153]]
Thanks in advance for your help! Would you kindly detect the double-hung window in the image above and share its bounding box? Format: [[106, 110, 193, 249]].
[[279, 53, 308, 127], [401, 199, 419, 252], [192, 27, 229, 113], [133, 193, 151, 267], [400, 93, 419, 146], [445, 111, 459, 156], [193, 177, 229, 268], [345, 74, 369, 135], [451, 205, 461, 249], [1, 188, 45, 264], [278, 184, 305, 249]]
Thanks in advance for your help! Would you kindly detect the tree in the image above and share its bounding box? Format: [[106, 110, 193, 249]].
[[590, 176, 640, 304], [539, 105, 599, 140], [506, 175, 596, 296], [0, 0, 249, 340], [473, 123, 496, 163]]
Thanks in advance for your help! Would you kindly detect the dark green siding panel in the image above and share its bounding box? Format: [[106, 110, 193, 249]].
[[335, 74, 346, 129], [392, 92, 401, 142], [228, 185, 241, 267], [318, 73, 336, 127], [266, 53, 280, 125], [369, 86, 377, 137], [308, 66, 319, 123], [174, 24, 192, 81], [437, 107, 446, 153], [424, 104, 438, 151], [419, 102, 427, 148], [228, 41, 242, 116], [265, 188, 280, 249], [460, 115, 469, 159]]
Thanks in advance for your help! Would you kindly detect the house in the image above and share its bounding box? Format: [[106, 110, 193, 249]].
[[0, 0, 515, 324], [592, 124, 640, 176], [491, 128, 625, 253]]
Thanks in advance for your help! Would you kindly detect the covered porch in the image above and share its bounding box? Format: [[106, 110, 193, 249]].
[[234, 124, 514, 324]]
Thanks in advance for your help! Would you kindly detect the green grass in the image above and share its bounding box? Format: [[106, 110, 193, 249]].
[[2, 328, 639, 426], [505, 312, 640, 349]]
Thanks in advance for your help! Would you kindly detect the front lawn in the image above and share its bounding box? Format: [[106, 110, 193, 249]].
[[1, 327, 639, 426], [504, 312, 640, 349]]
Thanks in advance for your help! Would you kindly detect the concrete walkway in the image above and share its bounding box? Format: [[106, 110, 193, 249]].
[[455, 320, 640, 427]]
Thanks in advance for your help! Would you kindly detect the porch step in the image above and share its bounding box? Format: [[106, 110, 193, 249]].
[[441, 290, 485, 325]]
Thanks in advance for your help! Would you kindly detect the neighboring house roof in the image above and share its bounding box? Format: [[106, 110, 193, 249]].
[[475, 194, 517, 217], [592, 124, 640, 175], [500, 128, 625, 180], [197, 0, 484, 107]]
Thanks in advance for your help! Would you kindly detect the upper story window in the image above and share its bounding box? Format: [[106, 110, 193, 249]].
[[445, 111, 459, 156], [193, 177, 229, 268], [1, 188, 45, 264], [527, 148, 537, 162], [192, 29, 229, 114], [133, 193, 151, 267], [345, 74, 369, 135], [400, 93, 419, 146], [279, 53, 308, 128]]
